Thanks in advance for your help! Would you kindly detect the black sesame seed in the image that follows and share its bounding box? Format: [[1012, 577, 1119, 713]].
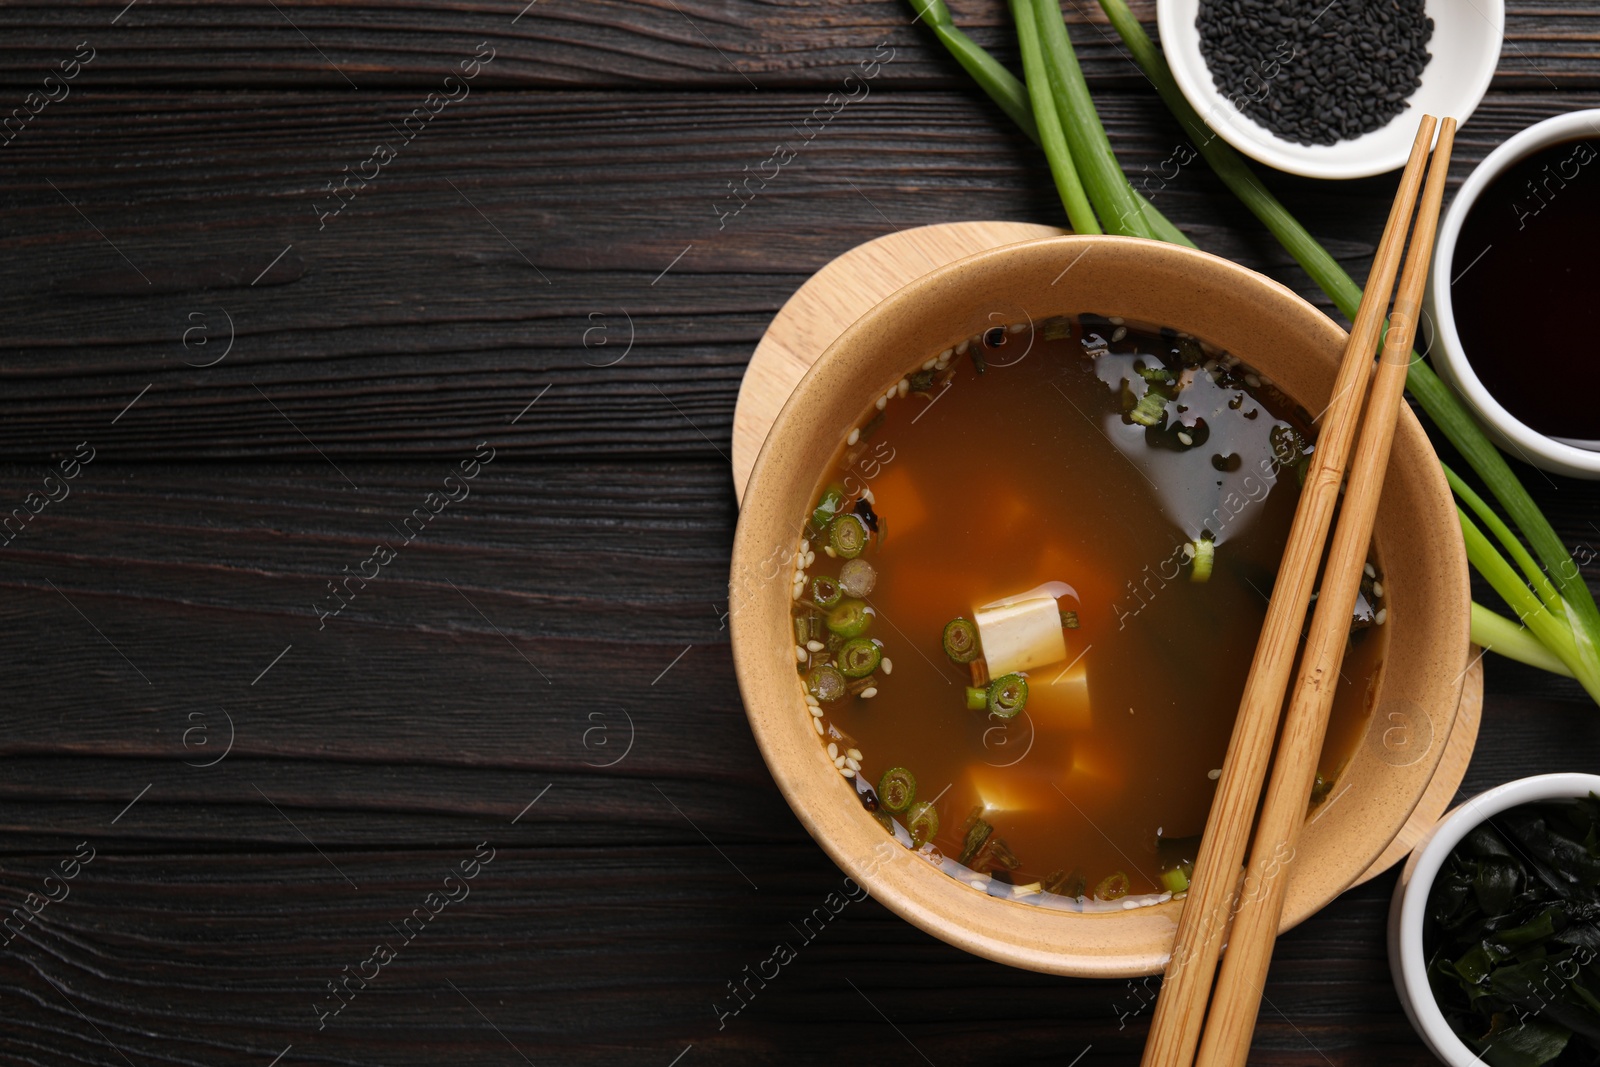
[[1196, 0, 1431, 146]]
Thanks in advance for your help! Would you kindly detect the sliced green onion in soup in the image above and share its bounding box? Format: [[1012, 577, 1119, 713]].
[[811, 484, 846, 531], [906, 801, 939, 849], [878, 767, 917, 813], [1095, 871, 1131, 900], [987, 673, 1029, 719], [839, 558, 877, 597], [811, 574, 842, 608], [942, 617, 981, 663], [807, 663, 846, 703], [1129, 389, 1168, 427], [837, 637, 882, 678], [827, 599, 873, 638], [829, 513, 869, 559]]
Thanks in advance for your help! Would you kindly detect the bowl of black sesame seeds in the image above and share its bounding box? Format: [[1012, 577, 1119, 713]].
[[1157, 0, 1503, 179]]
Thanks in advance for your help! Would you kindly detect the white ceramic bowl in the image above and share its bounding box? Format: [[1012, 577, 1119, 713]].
[[1427, 109, 1600, 479], [1389, 772, 1600, 1064], [1156, 0, 1502, 179]]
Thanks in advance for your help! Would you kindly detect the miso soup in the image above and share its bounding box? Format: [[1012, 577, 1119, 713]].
[[789, 315, 1386, 908]]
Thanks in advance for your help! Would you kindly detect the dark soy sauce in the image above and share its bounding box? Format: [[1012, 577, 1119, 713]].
[[1451, 136, 1600, 441]]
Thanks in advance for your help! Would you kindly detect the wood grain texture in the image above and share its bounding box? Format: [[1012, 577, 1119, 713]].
[[0, 502, 1593, 1067], [0, 0, 1590, 90], [1, 0, 1598, 1062], [0, 0, 1180, 92], [0, 848, 1436, 1067], [0, 91, 1596, 463]]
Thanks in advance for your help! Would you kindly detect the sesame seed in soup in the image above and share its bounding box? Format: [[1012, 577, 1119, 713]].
[[792, 315, 1387, 906]]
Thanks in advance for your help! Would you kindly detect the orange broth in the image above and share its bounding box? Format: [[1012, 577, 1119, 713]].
[[793, 315, 1385, 906]]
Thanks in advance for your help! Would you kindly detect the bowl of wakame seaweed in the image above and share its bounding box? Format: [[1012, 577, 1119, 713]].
[[1391, 773, 1600, 1066], [730, 234, 1472, 977]]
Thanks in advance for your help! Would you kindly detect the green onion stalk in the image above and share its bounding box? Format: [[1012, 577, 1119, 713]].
[[1093, 0, 1600, 702], [1030, 0, 1149, 237], [1011, 0, 1099, 234], [907, 0, 1192, 245], [908, 0, 1600, 702]]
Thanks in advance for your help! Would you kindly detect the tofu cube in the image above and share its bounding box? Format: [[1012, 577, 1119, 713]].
[[1030, 655, 1091, 733], [962, 764, 1041, 817], [1059, 737, 1123, 798], [974, 596, 1067, 677]]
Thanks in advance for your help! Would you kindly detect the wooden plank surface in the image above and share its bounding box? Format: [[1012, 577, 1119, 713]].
[[0, 0, 1597, 1063], [0, 1, 1590, 89], [0, 456, 1593, 1067], [0, 91, 1595, 461]]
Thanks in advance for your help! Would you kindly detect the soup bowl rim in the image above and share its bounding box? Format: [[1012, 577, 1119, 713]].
[[731, 233, 1472, 977]]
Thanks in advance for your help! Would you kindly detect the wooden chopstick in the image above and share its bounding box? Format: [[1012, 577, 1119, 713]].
[[1194, 116, 1458, 1067], [1138, 114, 1444, 1067]]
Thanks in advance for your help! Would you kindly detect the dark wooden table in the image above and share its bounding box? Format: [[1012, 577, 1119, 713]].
[[0, 2, 1596, 1064]]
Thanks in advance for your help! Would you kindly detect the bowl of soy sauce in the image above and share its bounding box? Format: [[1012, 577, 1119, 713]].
[[1429, 109, 1600, 479]]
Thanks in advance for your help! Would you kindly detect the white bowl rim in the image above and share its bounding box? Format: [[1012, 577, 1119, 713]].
[[1429, 108, 1600, 476], [1155, 0, 1503, 179], [1395, 771, 1600, 1065]]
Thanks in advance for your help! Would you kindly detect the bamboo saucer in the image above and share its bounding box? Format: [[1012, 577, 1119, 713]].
[[729, 220, 1482, 884]]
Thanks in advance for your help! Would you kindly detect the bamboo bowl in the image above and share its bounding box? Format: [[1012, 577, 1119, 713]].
[[729, 235, 1471, 977]]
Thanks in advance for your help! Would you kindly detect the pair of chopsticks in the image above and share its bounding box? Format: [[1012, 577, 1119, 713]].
[[1141, 113, 1458, 1067]]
